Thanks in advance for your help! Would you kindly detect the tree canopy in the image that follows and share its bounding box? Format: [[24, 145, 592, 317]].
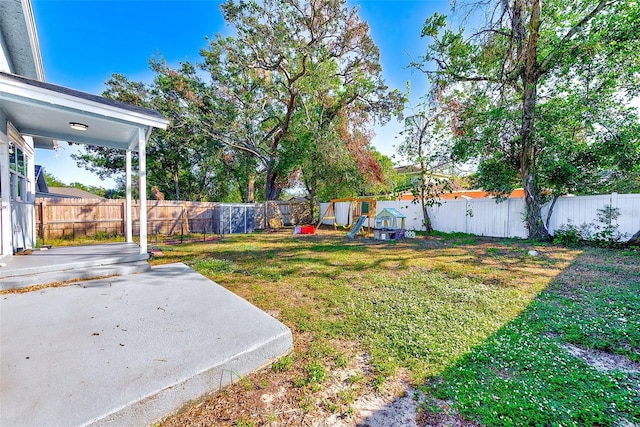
[[74, 0, 404, 203], [197, 0, 404, 201]]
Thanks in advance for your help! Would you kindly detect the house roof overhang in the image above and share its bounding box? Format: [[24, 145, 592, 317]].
[[0, 0, 45, 81], [0, 71, 169, 151]]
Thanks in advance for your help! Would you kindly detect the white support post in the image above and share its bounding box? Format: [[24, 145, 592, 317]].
[[138, 128, 147, 255], [125, 150, 132, 242], [0, 128, 11, 257]]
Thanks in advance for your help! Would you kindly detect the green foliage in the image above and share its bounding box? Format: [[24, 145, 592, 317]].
[[92, 231, 118, 241], [396, 107, 458, 232], [553, 223, 585, 247], [417, 0, 640, 240], [198, 0, 405, 200], [44, 173, 67, 187], [271, 355, 294, 373], [233, 418, 255, 427], [295, 362, 327, 389], [77, 0, 405, 203], [553, 205, 628, 247], [68, 182, 107, 198], [74, 69, 240, 202], [592, 205, 626, 246]]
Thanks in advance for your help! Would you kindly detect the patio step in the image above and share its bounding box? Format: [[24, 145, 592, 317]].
[[0, 260, 151, 291]]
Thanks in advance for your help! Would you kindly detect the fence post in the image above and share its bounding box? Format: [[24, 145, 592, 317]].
[[465, 199, 469, 234], [611, 192, 619, 228], [264, 201, 268, 230], [40, 200, 46, 244], [121, 199, 125, 235], [506, 198, 510, 238], [611, 192, 619, 210]]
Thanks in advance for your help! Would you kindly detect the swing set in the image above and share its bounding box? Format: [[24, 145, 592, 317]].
[[316, 197, 377, 234]]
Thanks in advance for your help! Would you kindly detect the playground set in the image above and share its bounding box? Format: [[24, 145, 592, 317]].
[[316, 197, 407, 240]]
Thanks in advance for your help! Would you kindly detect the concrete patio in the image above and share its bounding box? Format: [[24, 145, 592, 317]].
[[0, 242, 151, 290], [0, 249, 293, 426]]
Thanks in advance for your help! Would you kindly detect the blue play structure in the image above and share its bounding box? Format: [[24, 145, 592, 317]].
[[346, 216, 367, 239]]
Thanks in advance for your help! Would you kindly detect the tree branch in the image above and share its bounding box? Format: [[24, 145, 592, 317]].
[[538, 0, 613, 75]]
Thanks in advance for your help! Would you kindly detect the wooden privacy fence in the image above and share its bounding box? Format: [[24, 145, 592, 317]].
[[35, 198, 313, 241]]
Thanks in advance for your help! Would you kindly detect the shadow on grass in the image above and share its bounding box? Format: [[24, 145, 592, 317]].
[[360, 248, 640, 427]]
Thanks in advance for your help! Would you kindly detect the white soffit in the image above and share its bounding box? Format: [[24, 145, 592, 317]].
[[0, 72, 168, 151]]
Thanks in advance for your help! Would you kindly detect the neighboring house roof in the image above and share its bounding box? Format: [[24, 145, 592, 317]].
[[0, 0, 44, 80], [34, 164, 48, 193], [398, 188, 526, 201], [39, 187, 102, 199], [395, 165, 421, 175]]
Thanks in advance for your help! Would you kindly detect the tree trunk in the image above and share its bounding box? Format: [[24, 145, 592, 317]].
[[545, 194, 559, 230], [264, 164, 281, 201], [173, 172, 181, 201], [421, 201, 433, 233], [523, 173, 548, 240], [246, 175, 255, 203], [419, 171, 433, 233], [519, 0, 549, 241], [308, 191, 316, 222]]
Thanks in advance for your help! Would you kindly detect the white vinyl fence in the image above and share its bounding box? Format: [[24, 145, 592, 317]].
[[319, 193, 640, 239]]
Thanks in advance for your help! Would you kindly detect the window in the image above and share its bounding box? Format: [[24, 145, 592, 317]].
[[7, 124, 33, 203]]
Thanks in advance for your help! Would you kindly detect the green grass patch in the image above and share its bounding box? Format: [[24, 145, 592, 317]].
[[271, 355, 294, 373], [422, 247, 640, 426], [426, 322, 640, 426], [342, 271, 535, 380], [190, 258, 236, 275]]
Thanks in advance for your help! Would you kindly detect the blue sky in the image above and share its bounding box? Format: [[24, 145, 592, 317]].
[[32, 0, 450, 188]]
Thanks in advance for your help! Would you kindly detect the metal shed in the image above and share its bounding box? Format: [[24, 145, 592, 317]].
[[212, 204, 256, 234]]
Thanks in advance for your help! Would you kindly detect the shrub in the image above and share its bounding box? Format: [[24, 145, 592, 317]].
[[553, 205, 627, 248], [553, 223, 585, 247]]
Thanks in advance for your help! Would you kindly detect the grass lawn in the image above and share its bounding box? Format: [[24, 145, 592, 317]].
[[151, 229, 639, 426]]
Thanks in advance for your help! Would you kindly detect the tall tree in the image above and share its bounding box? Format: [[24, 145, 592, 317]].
[[73, 66, 240, 202], [397, 107, 454, 232], [418, 0, 640, 239], [197, 0, 404, 200]]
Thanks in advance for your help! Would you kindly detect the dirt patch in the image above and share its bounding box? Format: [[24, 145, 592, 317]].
[[561, 342, 640, 375], [417, 397, 481, 427], [336, 388, 419, 427], [162, 348, 423, 426]]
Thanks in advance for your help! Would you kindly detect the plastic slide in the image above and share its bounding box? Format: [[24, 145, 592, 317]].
[[346, 216, 367, 239]]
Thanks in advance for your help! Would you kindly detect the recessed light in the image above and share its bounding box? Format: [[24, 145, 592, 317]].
[[69, 122, 89, 131]]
